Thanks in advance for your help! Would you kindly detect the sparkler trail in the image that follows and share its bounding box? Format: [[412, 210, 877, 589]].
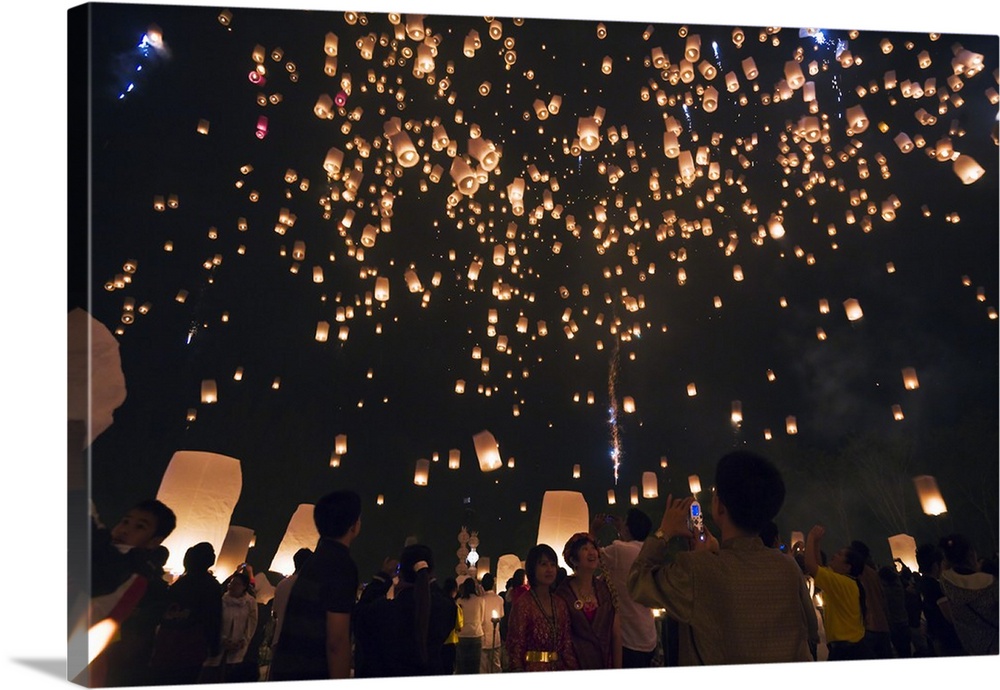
[[608, 336, 622, 485]]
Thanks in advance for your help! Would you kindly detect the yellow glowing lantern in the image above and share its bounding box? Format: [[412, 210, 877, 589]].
[[455, 379, 466, 394], [623, 396, 636, 413], [741, 57, 758, 80], [888, 534, 919, 574], [843, 298, 864, 321], [687, 382, 697, 397], [473, 430, 503, 472], [270, 504, 320, 576], [607, 490, 616, 505], [536, 491, 589, 570], [572, 464, 581, 479], [688, 475, 702, 495], [200, 379, 218, 404], [376, 494, 384, 506], [323, 146, 344, 174], [702, 86, 719, 112], [953, 155, 985, 184], [892, 404, 904, 421], [731, 400, 743, 425], [374, 276, 389, 302], [214, 526, 256, 584], [314, 321, 330, 342], [902, 367, 919, 390], [449, 449, 461, 470], [450, 157, 479, 195], [913, 475, 947, 515], [845, 105, 869, 134], [642, 472, 658, 498], [157, 451, 243, 575], [414, 458, 430, 486], [334, 434, 347, 455], [389, 131, 419, 168], [785, 416, 798, 435], [628, 486, 639, 505], [577, 117, 601, 152]]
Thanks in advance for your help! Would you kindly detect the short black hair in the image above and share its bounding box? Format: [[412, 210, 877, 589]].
[[481, 572, 495, 591], [132, 499, 177, 540], [625, 508, 652, 541], [184, 542, 216, 573], [313, 489, 361, 538], [525, 544, 558, 587], [399, 543, 435, 583], [714, 451, 785, 533], [916, 543, 944, 575], [293, 547, 313, 571], [842, 547, 866, 577]]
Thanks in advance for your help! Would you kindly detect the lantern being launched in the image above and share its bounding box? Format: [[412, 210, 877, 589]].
[[536, 491, 589, 570], [157, 451, 243, 576], [214, 526, 256, 583], [269, 504, 319, 576], [888, 533, 920, 574], [473, 430, 503, 472]]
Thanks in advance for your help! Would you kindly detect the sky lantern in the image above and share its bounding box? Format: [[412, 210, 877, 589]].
[[315, 321, 330, 342], [630, 486, 639, 505], [623, 396, 636, 413], [214, 526, 255, 583], [389, 131, 419, 168], [497, 554, 523, 594], [270, 504, 319, 576], [577, 116, 601, 152], [687, 382, 697, 397], [68, 308, 127, 448], [450, 157, 480, 195], [741, 56, 758, 80], [687, 475, 701, 496], [786, 416, 798, 434], [843, 298, 864, 321], [888, 534, 920, 574], [913, 475, 947, 515], [374, 276, 389, 302], [642, 472, 658, 498], [731, 400, 743, 425], [902, 367, 920, 390], [414, 458, 430, 486], [335, 433, 348, 455], [606, 490, 616, 505], [200, 379, 218, 404], [953, 154, 985, 184], [845, 105, 869, 134], [473, 430, 503, 472], [537, 491, 588, 570], [449, 449, 461, 469], [892, 404, 905, 421], [157, 450, 243, 576]]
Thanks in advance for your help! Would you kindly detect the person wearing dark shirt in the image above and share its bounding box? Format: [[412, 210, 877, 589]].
[[916, 543, 965, 656], [268, 490, 362, 680]]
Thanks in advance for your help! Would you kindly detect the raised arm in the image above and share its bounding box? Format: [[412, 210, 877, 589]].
[[804, 524, 824, 578]]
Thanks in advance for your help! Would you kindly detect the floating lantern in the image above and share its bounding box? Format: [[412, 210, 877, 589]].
[[688, 475, 701, 495], [902, 367, 919, 390], [157, 451, 243, 576], [315, 321, 330, 342], [214, 526, 255, 584], [577, 117, 601, 152], [537, 491, 589, 570], [843, 298, 864, 321], [623, 396, 636, 413], [335, 434, 347, 455], [888, 534, 919, 574], [786, 416, 798, 434], [473, 430, 503, 472], [642, 472, 658, 498], [731, 400, 743, 425], [449, 449, 461, 470], [200, 379, 218, 404], [913, 475, 947, 515], [892, 404, 904, 421], [414, 458, 430, 486], [376, 494, 384, 506], [374, 276, 389, 302], [687, 382, 697, 397], [572, 464, 581, 479], [953, 154, 985, 184], [270, 504, 319, 576], [607, 490, 616, 505]]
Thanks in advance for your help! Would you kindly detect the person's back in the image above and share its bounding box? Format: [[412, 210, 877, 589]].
[[629, 451, 813, 666], [938, 534, 999, 656]]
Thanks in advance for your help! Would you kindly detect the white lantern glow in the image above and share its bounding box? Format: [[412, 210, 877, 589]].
[[536, 491, 589, 570], [269, 504, 319, 576], [913, 475, 947, 515], [473, 430, 503, 472], [642, 472, 658, 498]]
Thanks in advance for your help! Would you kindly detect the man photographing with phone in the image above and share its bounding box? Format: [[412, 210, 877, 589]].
[[627, 450, 817, 665]]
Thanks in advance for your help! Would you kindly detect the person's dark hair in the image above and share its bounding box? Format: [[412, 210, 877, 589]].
[[229, 570, 251, 590], [313, 489, 362, 538], [562, 532, 596, 571], [843, 547, 866, 578], [626, 508, 652, 541], [132, 499, 177, 540], [850, 540, 872, 565], [759, 520, 780, 548], [292, 547, 313, 571], [459, 577, 478, 599], [184, 542, 216, 573], [481, 572, 495, 591], [524, 544, 558, 588], [398, 543, 435, 666], [939, 534, 974, 569], [916, 543, 944, 575], [878, 564, 900, 586], [512, 568, 527, 587], [443, 577, 458, 596], [150, 545, 170, 568], [713, 451, 785, 533]]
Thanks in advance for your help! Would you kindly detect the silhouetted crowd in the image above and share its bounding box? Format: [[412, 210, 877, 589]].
[[81, 452, 998, 686]]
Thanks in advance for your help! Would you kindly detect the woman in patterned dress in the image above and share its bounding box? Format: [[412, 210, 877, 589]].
[[505, 544, 578, 672]]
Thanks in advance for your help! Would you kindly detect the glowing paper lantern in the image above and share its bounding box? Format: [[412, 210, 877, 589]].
[[902, 367, 920, 390], [449, 449, 461, 470], [688, 475, 702, 495], [607, 490, 616, 505], [536, 491, 589, 570], [414, 458, 430, 486], [731, 400, 743, 425], [473, 430, 503, 472], [888, 534, 919, 574], [687, 382, 698, 397], [200, 379, 218, 404], [642, 472, 658, 498], [335, 434, 348, 455], [214, 526, 255, 583], [630, 486, 639, 505], [269, 504, 319, 576], [913, 475, 947, 515], [315, 321, 330, 342], [157, 451, 243, 576], [374, 276, 389, 302], [68, 308, 127, 447], [572, 464, 581, 479], [577, 117, 601, 152], [843, 299, 864, 321], [785, 416, 798, 435], [497, 554, 522, 592], [953, 154, 985, 184], [845, 105, 869, 133], [623, 396, 636, 413]]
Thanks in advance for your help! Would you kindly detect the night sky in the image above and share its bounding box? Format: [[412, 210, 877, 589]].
[[69, 1, 998, 590]]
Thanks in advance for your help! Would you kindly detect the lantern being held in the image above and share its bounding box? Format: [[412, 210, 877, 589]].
[[536, 491, 589, 570]]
